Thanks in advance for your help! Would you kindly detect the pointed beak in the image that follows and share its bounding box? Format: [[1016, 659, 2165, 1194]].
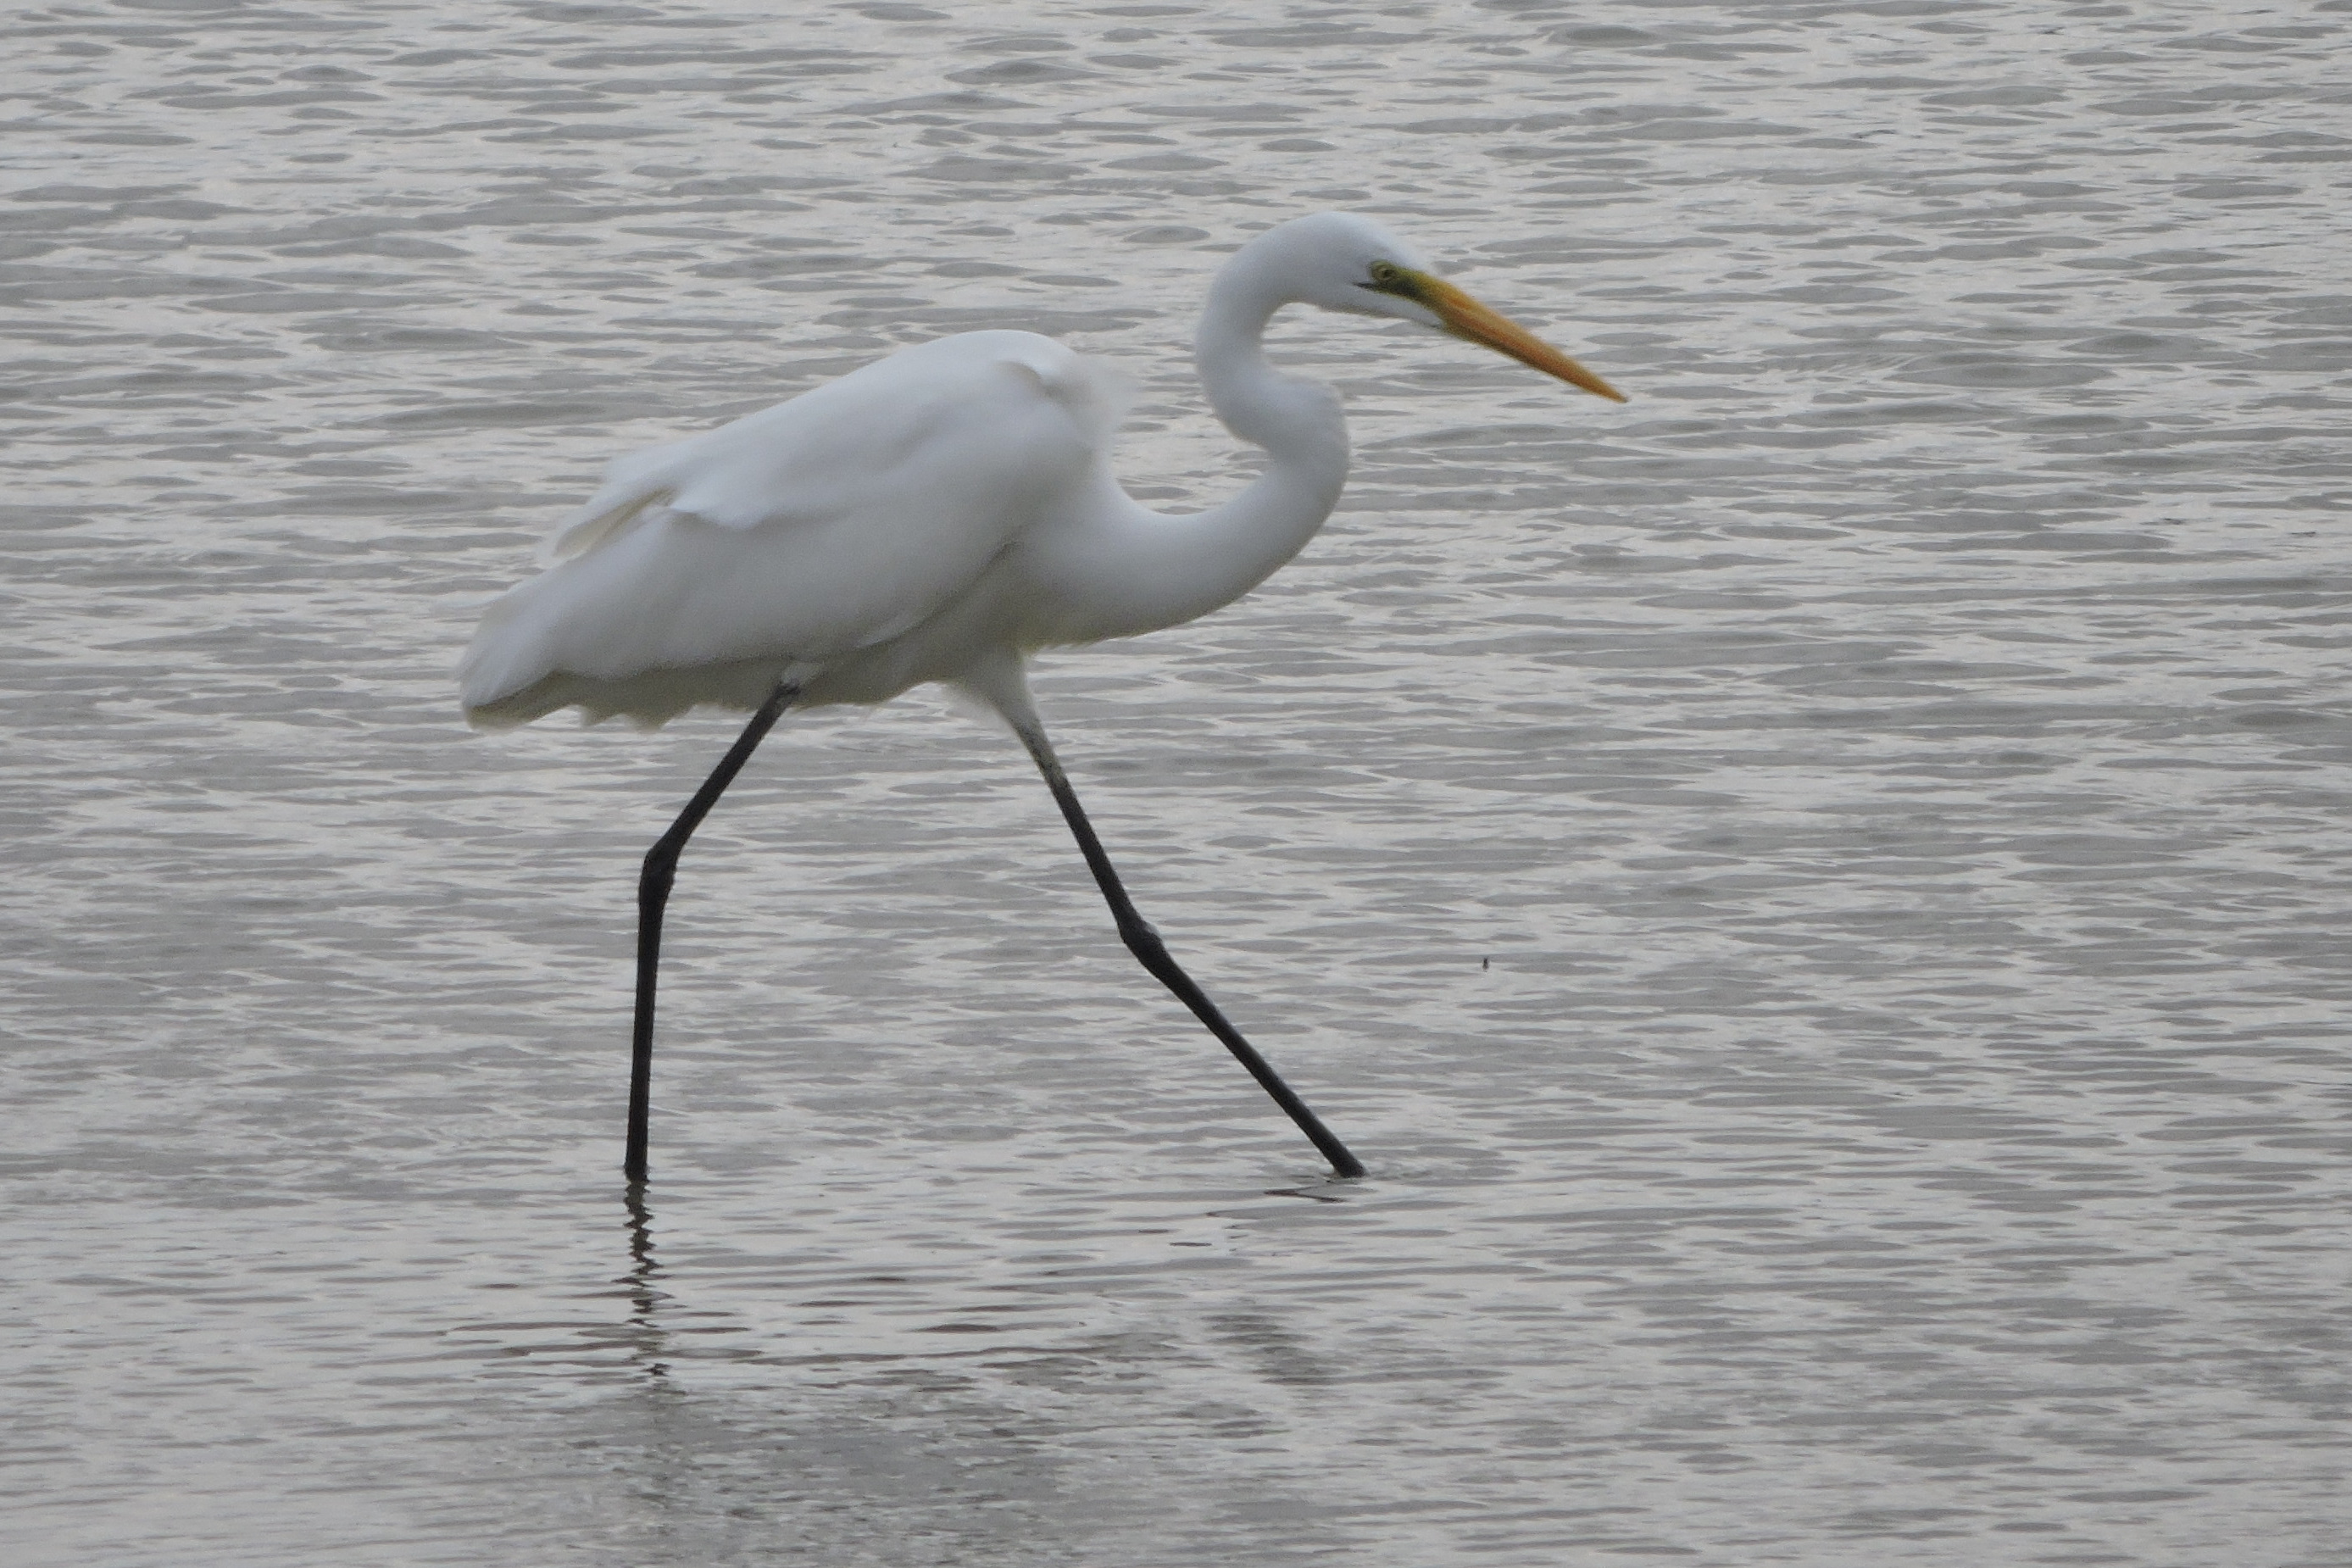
[[1410, 271, 1626, 403]]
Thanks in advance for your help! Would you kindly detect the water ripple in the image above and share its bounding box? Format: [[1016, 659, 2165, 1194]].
[[5, 1, 2349, 1565]]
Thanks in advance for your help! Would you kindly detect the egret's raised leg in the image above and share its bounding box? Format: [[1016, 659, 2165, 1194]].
[[626, 681, 801, 1184], [1011, 719, 1365, 1178]]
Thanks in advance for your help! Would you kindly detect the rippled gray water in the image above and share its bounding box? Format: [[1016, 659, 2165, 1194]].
[[6, 2, 2349, 1563]]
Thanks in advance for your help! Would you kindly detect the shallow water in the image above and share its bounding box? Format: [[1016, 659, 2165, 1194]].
[[5, 1, 2349, 1563]]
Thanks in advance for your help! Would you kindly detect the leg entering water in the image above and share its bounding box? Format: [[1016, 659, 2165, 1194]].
[[626, 681, 800, 1185], [1010, 716, 1365, 1179]]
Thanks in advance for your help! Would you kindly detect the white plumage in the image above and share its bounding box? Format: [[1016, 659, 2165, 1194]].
[[461, 331, 1125, 726], [458, 212, 1624, 1182], [460, 213, 1621, 733]]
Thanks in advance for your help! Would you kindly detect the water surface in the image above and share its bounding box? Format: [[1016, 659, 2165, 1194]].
[[5, 2, 2349, 1563]]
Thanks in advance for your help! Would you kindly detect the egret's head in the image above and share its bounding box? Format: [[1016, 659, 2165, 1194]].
[[1241, 211, 1626, 404]]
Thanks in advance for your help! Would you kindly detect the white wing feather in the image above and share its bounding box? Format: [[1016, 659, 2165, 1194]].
[[460, 331, 1121, 726]]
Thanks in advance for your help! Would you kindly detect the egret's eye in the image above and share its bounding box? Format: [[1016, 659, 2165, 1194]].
[[1364, 260, 1407, 292]]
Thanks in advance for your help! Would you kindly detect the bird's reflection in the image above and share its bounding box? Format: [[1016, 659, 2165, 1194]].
[[1261, 1182, 1353, 1204], [620, 1181, 672, 1382]]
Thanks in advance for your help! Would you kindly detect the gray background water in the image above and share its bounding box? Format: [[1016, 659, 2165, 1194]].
[[5, 1, 2348, 1563]]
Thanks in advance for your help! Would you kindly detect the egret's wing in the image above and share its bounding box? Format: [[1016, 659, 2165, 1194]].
[[461, 331, 1118, 723], [545, 441, 691, 561], [549, 331, 1127, 559]]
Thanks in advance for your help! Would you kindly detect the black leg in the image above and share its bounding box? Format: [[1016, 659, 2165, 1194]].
[[626, 681, 800, 1185], [1011, 718, 1365, 1178]]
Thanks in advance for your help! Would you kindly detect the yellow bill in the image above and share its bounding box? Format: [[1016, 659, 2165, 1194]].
[[1410, 270, 1626, 403]]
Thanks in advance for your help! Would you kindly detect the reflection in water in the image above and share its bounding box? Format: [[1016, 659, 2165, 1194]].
[[1257, 1183, 1351, 1205], [620, 1182, 670, 1383]]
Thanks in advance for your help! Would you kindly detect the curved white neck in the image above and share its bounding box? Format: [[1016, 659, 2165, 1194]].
[[1045, 247, 1351, 646], [1016, 237, 1359, 650], [1193, 259, 1349, 475]]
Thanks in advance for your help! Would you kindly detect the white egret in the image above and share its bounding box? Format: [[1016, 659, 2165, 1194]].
[[459, 212, 1625, 1183]]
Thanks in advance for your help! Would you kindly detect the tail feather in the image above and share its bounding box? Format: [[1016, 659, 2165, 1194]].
[[461, 656, 788, 731]]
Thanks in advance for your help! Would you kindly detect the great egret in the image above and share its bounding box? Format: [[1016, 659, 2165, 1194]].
[[460, 212, 1624, 1184]]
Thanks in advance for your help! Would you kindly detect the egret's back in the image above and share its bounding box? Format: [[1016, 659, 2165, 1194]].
[[460, 331, 1120, 727]]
